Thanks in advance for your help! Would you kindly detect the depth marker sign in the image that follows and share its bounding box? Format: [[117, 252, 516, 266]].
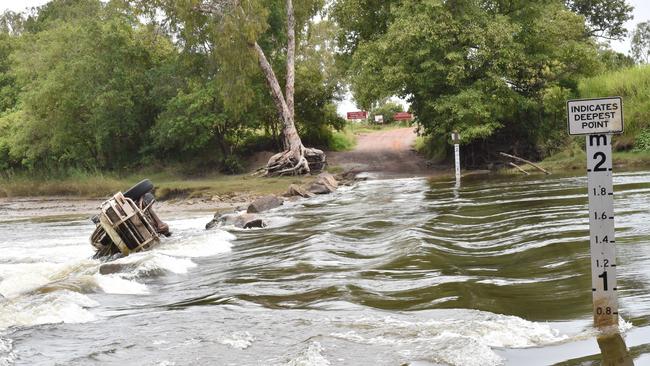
[[567, 97, 623, 328], [567, 97, 623, 135], [451, 132, 460, 184]]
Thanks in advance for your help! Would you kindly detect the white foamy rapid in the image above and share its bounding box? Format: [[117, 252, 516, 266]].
[[283, 341, 331, 366], [216, 331, 255, 350], [0, 337, 16, 366], [0, 290, 98, 330], [329, 309, 569, 366], [0, 214, 234, 331]]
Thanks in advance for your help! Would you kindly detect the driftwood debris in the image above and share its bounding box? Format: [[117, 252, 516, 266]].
[[499, 152, 550, 175], [508, 162, 530, 175]]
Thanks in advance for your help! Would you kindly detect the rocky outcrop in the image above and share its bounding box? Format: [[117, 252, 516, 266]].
[[247, 195, 283, 213], [307, 172, 338, 194], [284, 184, 315, 198], [205, 212, 267, 230], [206, 171, 354, 230], [335, 170, 366, 186], [283, 172, 345, 198]]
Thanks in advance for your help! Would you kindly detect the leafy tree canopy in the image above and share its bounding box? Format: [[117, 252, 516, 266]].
[[631, 21, 650, 64], [565, 0, 633, 40], [0, 0, 175, 171], [333, 0, 613, 161]]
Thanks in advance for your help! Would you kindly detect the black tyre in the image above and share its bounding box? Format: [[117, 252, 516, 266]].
[[124, 179, 154, 200]]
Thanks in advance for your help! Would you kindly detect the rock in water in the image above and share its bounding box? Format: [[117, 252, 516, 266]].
[[307, 172, 339, 195], [318, 172, 338, 188], [99, 263, 128, 275], [205, 213, 223, 229], [206, 212, 268, 229], [284, 184, 315, 198], [247, 195, 283, 213], [243, 218, 266, 229]]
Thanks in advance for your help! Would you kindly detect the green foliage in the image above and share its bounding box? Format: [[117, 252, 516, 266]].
[[222, 155, 245, 174], [329, 128, 355, 151], [0, 32, 18, 113], [294, 19, 346, 147], [633, 130, 650, 152], [370, 101, 403, 124], [0, 0, 342, 175], [598, 47, 635, 70], [335, 0, 601, 162], [152, 76, 272, 169], [631, 21, 650, 64], [565, 0, 633, 40], [0, 0, 175, 171], [414, 135, 447, 163], [578, 65, 650, 141], [329, 0, 397, 54]]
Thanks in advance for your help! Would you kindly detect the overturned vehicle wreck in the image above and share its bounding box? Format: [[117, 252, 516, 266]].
[[90, 179, 170, 258]]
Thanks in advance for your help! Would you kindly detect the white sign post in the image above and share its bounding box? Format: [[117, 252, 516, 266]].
[[567, 97, 623, 328], [451, 132, 460, 185]]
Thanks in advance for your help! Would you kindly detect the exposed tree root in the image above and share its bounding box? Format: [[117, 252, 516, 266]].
[[265, 146, 326, 176]]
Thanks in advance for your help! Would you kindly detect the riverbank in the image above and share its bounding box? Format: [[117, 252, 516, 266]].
[[538, 146, 650, 172], [0, 172, 319, 218], [0, 126, 430, 200]]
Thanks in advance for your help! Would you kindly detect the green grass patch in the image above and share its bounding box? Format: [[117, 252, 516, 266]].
[[0, 170, 314, 199], [329, 128, 356, 151], [0, 174, 127, 198], [541, 141, 650, 171], [414, 135, 447, 163], [539, 141, 586, 171], [579, 65, 650, 148]]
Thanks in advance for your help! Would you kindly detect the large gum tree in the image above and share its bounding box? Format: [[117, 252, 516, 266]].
[[142, 0, 326, 176]]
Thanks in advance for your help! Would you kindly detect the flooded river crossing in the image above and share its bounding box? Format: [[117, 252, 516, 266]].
[[1, 171, 650, 365]]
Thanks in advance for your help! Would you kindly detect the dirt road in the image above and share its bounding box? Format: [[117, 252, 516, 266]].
[[328, 127, 430, 176]]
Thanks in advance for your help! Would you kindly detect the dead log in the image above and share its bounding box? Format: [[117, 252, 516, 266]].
[[508, 162, 530, 175], [499, 152, 550, 175]]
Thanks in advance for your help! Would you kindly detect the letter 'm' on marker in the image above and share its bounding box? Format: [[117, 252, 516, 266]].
[[589, 134, 608, 147]]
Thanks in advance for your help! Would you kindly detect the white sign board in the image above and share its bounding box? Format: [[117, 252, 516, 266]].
[[586, 134, 618, 327], [567, 97, 623, 135], [374, 115, 384, 123]]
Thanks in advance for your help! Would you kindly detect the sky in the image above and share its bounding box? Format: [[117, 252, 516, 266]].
[[2, 0, 48, 13], [2, 0, 649, 115]]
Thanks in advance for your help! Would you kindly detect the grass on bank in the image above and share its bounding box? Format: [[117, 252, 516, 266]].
[[0, 170, 314, 199], [540, 141, 650, 171], [329, 128, 356, 151], [579, 65, 650, 141]]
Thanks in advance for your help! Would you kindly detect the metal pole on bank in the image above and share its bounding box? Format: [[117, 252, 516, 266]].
[[567, 96, 623, 329]]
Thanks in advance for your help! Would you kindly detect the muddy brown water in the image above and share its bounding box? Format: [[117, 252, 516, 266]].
[[1, 171, 650, 365]]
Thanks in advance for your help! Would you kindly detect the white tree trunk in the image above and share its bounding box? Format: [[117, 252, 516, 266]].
[[199, 0, 325, 176]]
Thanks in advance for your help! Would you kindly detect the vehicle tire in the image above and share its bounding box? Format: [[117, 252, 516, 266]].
[[124, 179, 154, 200]]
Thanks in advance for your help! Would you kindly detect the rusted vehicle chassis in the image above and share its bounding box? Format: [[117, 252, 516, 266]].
[[90, 180, 169, 258]]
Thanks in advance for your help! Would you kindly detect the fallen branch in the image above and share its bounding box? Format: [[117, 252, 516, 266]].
[[508, 162, 530, 175], [499, 152, 550, 175], [250, 166, 267, 177]]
